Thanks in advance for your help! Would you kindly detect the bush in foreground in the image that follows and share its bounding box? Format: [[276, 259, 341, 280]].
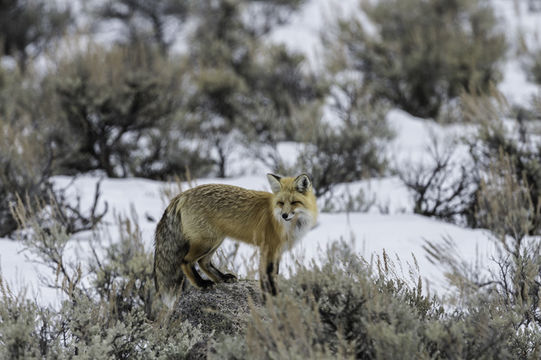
[[213, 242, 537, 359]]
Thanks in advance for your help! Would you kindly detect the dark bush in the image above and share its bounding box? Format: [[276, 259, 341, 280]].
[[283, 81, 392, 197], [0, 122, 52, 237], [94, 0, 190, 55], [526, 48, 541, 85], [325, 0, 507, 119], [399, 137, 478, 224], [401, 92, 541, 230], [467, 96, 541, 232], [426, 154, 541, 352], [0, 0, 72, 73], [49, 43, 211, 179], [186, 0, 323, 177], [0, 65, 111, 238]]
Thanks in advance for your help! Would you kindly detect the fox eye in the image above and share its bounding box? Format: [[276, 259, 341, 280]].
[[277, 201, 284, 206], [292, 201, 303, 206]]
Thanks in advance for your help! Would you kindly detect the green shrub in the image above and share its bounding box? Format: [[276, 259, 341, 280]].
[[0, 278, 203, 359], [50, 43, 211, 179], [326, 0, 507, 119], [0, 282, 63, 359], [283, 245, 438, 359], [475, 155, 541, 323]]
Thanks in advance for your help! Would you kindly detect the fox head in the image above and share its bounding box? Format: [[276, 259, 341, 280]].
[[267, 173, 318, 227]]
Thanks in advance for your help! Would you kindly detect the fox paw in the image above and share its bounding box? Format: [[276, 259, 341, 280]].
[[222, 273, 238, 283], [199, 279, 215, 289]]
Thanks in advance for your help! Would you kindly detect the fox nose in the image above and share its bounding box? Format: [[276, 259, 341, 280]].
[[282, 213, 288, 219]]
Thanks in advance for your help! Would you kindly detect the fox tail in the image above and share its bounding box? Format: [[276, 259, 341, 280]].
[[153, 204, 189, 308]]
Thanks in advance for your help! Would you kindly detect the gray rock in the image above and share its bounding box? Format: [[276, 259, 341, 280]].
[[171, 280, 264, 359]]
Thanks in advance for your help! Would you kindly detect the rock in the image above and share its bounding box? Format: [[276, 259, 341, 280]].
[[171, 280, 264, 359]]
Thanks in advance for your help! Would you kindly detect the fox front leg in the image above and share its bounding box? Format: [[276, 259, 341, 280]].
[[260, 251, 280, 296]]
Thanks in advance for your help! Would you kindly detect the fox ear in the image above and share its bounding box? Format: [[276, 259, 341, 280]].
[[294, 174, 312, 193], [267, 173, 282, 193]]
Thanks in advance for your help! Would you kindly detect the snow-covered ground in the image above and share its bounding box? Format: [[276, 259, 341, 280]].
[[2, 0, 541, 306], [0, 111, 497, 306], [0, 173, 495, 306]]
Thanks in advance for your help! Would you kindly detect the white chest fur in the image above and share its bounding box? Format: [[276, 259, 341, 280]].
[[282, 211, 316, 249]]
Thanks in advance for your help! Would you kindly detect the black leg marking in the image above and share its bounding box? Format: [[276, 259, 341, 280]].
[[262, 262, 277, 296], [191, 265, 214, 289], [210, 263, 237, 283]]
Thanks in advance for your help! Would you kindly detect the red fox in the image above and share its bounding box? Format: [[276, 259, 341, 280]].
[[153, 173, 318, 304]]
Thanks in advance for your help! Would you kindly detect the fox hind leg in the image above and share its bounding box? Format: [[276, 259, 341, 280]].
[[181, 262, 214, 289], [198, 244, 238, 283], [199, 255, 238, 283], [211, 263, 238, 283], [181, 237, 226, 289]]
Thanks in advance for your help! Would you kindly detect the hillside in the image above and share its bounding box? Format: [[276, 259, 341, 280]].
[[2, 0, 541, 358]]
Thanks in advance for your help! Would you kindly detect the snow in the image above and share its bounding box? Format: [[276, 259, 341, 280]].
[[493, 0, 541, 52], [2, 0, 541, 306], [0, 174, 496, 306], [269, 0, 376, 70], [291, 213, 495, 293], [386, 109, 476, 166], [499, 60, 540, 107], [0, 240, 58, 302]]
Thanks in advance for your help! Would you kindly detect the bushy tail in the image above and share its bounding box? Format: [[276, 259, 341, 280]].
[[153, 201, 189, 307]]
